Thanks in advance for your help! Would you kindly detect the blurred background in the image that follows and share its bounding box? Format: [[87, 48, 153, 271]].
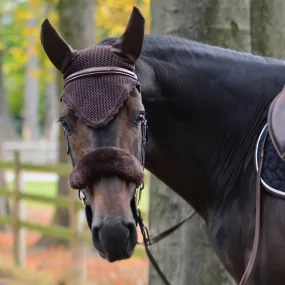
[[0, 0, 284, 284]]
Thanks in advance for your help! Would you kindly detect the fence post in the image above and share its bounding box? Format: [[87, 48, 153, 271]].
[[12, 150, 26, 267], [66, 188, 86, 285]]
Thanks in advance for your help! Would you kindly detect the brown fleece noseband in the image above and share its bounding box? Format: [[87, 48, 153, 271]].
[[69, 147, 144, 189]]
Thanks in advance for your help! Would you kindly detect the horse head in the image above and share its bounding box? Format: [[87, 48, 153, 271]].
[[40, 7, 146, 262]]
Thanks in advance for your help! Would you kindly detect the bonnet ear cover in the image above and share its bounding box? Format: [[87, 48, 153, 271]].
[[40, 19, 77, 73], [111, 7, 145, 65]]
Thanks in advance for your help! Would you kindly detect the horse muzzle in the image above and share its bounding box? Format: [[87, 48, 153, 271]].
[[68, 147, 143, 261]]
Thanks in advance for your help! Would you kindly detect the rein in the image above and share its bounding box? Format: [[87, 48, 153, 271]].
[[238, 128, 266, 285], [62, 66, 263, 285]]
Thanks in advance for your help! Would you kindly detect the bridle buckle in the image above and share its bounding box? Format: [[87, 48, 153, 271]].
[[78, 189, 87, 206], [137, 207, 151, 246]]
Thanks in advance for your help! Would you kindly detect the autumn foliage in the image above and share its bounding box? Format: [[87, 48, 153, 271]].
[[1, 0, 150, 118]]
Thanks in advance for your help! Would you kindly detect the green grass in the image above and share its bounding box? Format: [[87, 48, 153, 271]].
[[7, 181, 56, 195], [24, 181, 57, 196], [7, 181, 57, 210]]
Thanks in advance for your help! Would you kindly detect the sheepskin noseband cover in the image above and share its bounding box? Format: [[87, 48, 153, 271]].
[[69, 147, 144, 189]]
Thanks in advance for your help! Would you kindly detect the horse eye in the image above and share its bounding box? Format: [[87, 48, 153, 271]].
[[59, 118, 72, 135], [134, 112, 145, 127], [61, 120, 68, 129], [137, 114, 145, 122]]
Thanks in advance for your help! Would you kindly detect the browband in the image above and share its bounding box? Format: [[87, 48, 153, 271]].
[[64, 66, 138, 87]]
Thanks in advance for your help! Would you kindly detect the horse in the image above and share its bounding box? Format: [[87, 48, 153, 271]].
[[40, 6, 285, 285]]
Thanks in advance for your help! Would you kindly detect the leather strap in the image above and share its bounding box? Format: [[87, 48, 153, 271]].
[[239, 131, 265, 285], [143, 242, 171, 285], [64, 66, 138, 87], [138, 211, 197, 285], [139, 211, 196, 246]]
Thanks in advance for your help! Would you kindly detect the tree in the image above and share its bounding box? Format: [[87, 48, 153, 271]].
[[44, 68, 59, 141], [251, 0, 285, 58], [0, 52, 10, 227], [55, 0, 95, 229], [95, 0, 150, 42], [149, 0, 250, 284], [0, 13, 18, 140], [22, 6, 40, 140], [0, 10, 18, 228], [1, 0, 59, 138]]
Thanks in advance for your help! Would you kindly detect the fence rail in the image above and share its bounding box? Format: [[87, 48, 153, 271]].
[[0, 151, 147, 271], [0, 160, 71, 175], [0, 188, 82, 208]]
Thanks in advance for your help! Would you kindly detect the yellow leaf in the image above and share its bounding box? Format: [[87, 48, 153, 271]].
[[15, 10, 33, 20]]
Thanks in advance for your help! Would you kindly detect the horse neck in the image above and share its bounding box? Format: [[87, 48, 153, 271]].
[[137, 38, 285, 216]]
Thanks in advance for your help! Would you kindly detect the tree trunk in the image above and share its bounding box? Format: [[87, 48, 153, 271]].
[[22, 17, 40, 141], [0, 51, 18, 141], [57, 0, 95, 49], [205, 0, 251, 52], [44, 68, 59, 141], [0, 50, 17, 230], [149, 0, 250, 284], [251, 0, 285, 58], [36, 0, 95, 246], [56, 0, 95, 234]]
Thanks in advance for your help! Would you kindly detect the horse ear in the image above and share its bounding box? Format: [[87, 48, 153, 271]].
[[40, 19, 76, 73], [111, 7, 145, 64]]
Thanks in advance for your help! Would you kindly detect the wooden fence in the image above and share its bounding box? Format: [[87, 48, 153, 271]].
[[0, 151, 147, 272]]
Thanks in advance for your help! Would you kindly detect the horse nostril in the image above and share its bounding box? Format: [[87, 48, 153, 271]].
[[93, 226, 100, 238], [91, 220, 138, 261], [125, 222, 137, 246], [126, 222, 136, 235], [92, 225, 102, 248]]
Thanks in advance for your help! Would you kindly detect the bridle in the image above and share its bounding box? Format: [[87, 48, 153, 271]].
[[63, 65, 196, 285], [62, 66, 262, 285], [65, 128, 195, 285]]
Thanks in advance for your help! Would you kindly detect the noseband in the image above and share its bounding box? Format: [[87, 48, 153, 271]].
[[63, 66, 196, 285]]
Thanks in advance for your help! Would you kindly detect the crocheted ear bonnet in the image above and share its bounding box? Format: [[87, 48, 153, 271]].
[[61, 44, 140, 128]]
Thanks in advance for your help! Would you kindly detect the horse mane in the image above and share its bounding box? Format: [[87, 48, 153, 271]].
[[98, 34, 285, 67], [99, 34, 285, 107]]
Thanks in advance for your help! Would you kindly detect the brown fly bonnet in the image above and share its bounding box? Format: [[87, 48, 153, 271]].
[[40, 8, 146, 191], [61, 45, 140, 129]]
